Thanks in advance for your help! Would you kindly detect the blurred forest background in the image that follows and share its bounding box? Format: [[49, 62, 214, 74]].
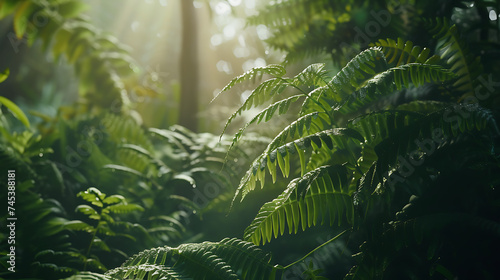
[[0, 0, 499, 279]]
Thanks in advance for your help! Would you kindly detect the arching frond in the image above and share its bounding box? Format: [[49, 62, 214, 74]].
[[101, 113, 154, 152], [348, 110, 424, 144], [373, 105, 499, 173], [372, 38, 440, 66], [245, 165, 354, 245], [228, 95, 305, 150], [233, 129, 364, 202], [219, 63, 329, 139], [106, 238, 281, 280], [301, 48, 387, 114], [65, 272, 116, 280], [427, 18, 483, 99], [339, 63, 456, 114], [214, 64, 286, 98]]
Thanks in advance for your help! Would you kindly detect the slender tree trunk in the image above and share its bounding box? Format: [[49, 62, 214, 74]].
[[179, 0, 199, 131]]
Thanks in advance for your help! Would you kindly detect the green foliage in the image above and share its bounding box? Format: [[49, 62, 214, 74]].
[[64, 187, 144, 271], [2, 1, 500, 279], [0, 95, 31, 129], [426, 18, 483, 101], [0, 0, 138, 110], [244, 165, 354, 245], [215, 14, 500, 277], [68, 238, 282, 280]]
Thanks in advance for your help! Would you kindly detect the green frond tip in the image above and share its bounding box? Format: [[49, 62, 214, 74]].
[[227, 95, 305, 151], [244, 165, 354, 245], [111, 238, 281, 280], [212, 64, 286, 102], [219, 77, 292, 139]]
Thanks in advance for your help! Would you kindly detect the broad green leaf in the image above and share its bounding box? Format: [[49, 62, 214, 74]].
[[0, 96, 30, 128], [0, 68, 9, 83], [13, 1, 35, 38]]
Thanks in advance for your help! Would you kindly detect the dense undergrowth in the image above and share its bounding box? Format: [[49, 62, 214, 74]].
[[1, 0, 500, 279]]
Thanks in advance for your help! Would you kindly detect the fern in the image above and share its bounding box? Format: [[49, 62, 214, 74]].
[[230, 95, 305, 148], [371, 38, 441, 66], [99, 238, 281, 280], [426, 18, 483, 100], [245, 165, 354, 245], [339, 63, 455, 114], [218, 63, 327, 138], [233, 128, 364, 202], [215, 64, 287, 98]]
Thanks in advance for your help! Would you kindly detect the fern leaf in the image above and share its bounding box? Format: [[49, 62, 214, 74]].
[[427, 18, 483, 99], [112, 238, 280, 280], [65, 272, 116, 280], [106, 264, 183, 279], [228, 95, 305, 149], [340, 63, 455, 114], [372, 38, 440, 66], [233, 128, 364, 202], [301, 48, 387, 115], [291, 63, 328, 87], [267, 111, 332, 154], [220, 77, 292, 137], [374, 105, 499, 175], [348, 110, 424, 144], [245, 165, 353, 245], [213, 64, 286, 100]]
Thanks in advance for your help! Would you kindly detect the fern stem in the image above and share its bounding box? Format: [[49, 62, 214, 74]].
[[283, 229, 349, 270]]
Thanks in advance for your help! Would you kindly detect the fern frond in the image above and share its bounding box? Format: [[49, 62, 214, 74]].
[[395, 100, 450, 114], [301, 48, 387, 114], [348, 110, 424, 144], [374, 105, 499, 174], [245, 165, 354, 245], [372, 38, 440, 66], [220, 78, 292, 136], [233, 128, 364, 202], [101, 113, 153, 152], [214, 64, 286, 99], [220, 63, 329, 139], [267, 111, 332, 153], [228, 95, 305, 150], [110, 238, 280, 280], [427, 18, 483, 99], [291, 63, 329, 87], [106, 265, 183, 280], [339, 63, 455, 114], [65, 272, 115, 280]]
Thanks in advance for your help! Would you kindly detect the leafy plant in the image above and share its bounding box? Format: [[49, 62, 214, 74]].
[[212, 18, 500, 278], [63, 187, 145, 272]]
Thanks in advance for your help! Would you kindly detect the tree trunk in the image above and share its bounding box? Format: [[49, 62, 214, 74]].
[[178, 0, 199, 131]]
